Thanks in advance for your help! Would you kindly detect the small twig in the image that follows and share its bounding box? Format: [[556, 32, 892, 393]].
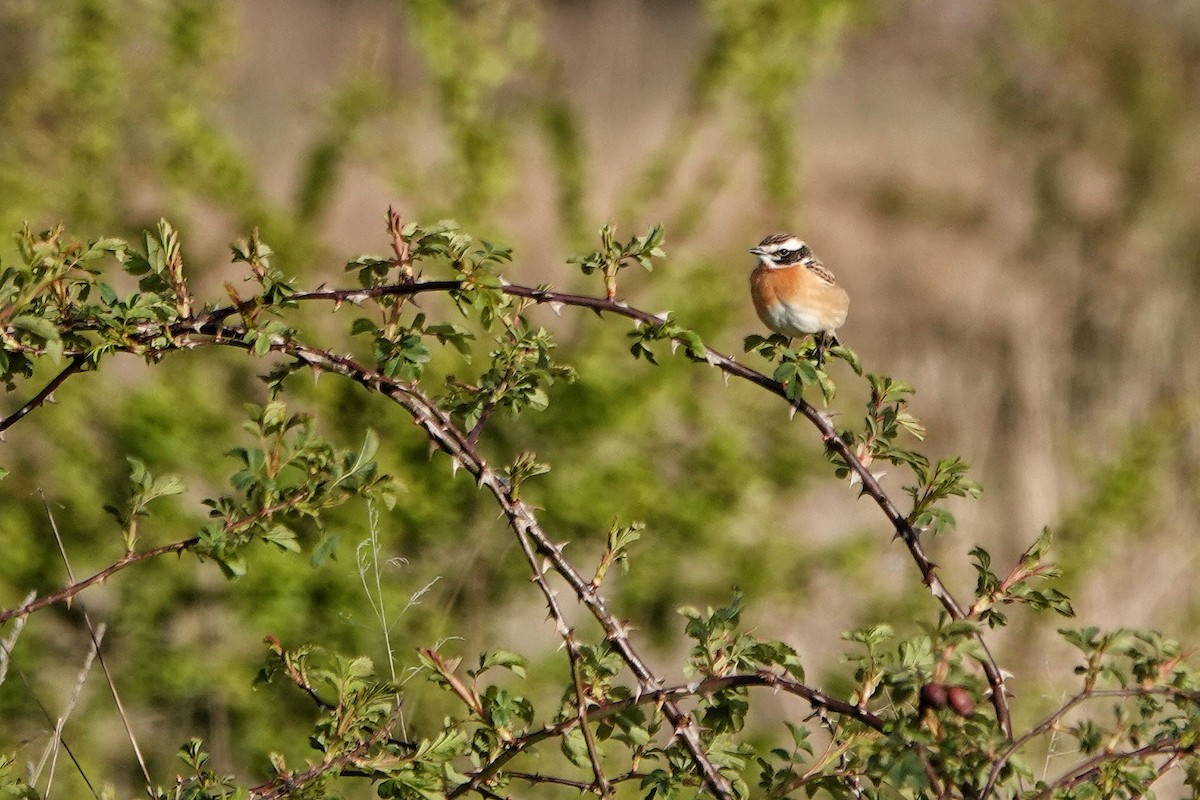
[[507, 769, 641, 790], [465, 401, 497, 447], [1032, 739, 1196, 799], [980, 686, 1200, 798], [567, 644, 614, 798], [0, 355, 88, 433], [248, 705, 403, 800], [1135, 750, 1186, 799], [0, 538, 196, 625], [0, 488, 314, 626], [420, 648, 484, 718]]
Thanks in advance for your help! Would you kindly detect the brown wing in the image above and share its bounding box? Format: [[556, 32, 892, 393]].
[[802, 253, 838, 285]]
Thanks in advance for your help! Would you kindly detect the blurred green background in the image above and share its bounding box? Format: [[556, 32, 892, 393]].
[[2, 0, 1200, 796]]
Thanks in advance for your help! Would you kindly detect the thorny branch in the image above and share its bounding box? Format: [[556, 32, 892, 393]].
[[0, 270, 1028, 791], [247, 705, 404, 800], [0, 489, 312, 625], [450, 670, 886, 798], [980, 686, 1200, 798], [1030, 739, 1198, 800], [0, 354, 87, 433], [0, 539, 195, 626], [0, 312, 738, 798], [259, 276, 1015, 736]]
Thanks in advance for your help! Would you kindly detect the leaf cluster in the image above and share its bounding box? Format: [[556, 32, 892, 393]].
[[569, 223, 665, 300]]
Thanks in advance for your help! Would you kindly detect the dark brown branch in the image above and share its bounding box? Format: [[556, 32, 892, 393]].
[[0, 354, 88, 433], [980, 686, 1200, 798], [248, 705, 402, 800], [494, 282, 1013, 737], [0, 538, 195, 626], [5, 275, 1013, 742], [450, 669, 885, 797], [0, 489, 312, 626], [1033, 739, 1196, 799], [507, 769, 641, 791], [145, 324, 736, 800], [271, 278, 1012, 735]]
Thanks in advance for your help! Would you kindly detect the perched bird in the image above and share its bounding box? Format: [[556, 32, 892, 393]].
[[749, 234, 849, 357]]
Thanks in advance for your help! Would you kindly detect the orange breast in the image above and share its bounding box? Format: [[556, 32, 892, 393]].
[[749, 265, 849, 336]]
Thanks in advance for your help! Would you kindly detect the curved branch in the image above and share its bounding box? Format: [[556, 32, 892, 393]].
[[284, 278, 1014, 736], [3, 274, 1013, 743], [494, 283, 1012, 736], [0, 355, 88, 433], [0, 489, 313, 626], [450, 669, 885, 798], [248, 705, 402, 800], [1033, 739, 1196, 799], [980, 686, 1200, 798], [0, 538, 195, 626], [154, 324, 736, 800]]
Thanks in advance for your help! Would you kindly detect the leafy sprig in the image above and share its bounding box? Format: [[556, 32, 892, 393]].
[[569, 223, 665, 300]]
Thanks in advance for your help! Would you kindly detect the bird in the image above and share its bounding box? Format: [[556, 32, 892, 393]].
[[748, 233, 849, 361]]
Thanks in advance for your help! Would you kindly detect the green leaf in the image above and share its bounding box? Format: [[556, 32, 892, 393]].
[[477, 649, 528, 679], [262, 525, 301, 553], [311, 532, 340, 566], [560, 726, 591, 768], [9, 314, 60, 342]]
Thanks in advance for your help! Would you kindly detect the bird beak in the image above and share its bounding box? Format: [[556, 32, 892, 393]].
[[748, 247, 766, 256]]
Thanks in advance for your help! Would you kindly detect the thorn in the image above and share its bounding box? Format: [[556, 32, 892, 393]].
[[704, 352, 720, 366], [669, 340, 680, 354], [652, 309, 670, 322], [449, 457, 461, 477], [498, 276, 511, 286], [848, 472, 862, 488], [787, 404, 798, 420], [549, 302, 564, 316], [721, 371, 730, 386], [870, 471, 887, 483]]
